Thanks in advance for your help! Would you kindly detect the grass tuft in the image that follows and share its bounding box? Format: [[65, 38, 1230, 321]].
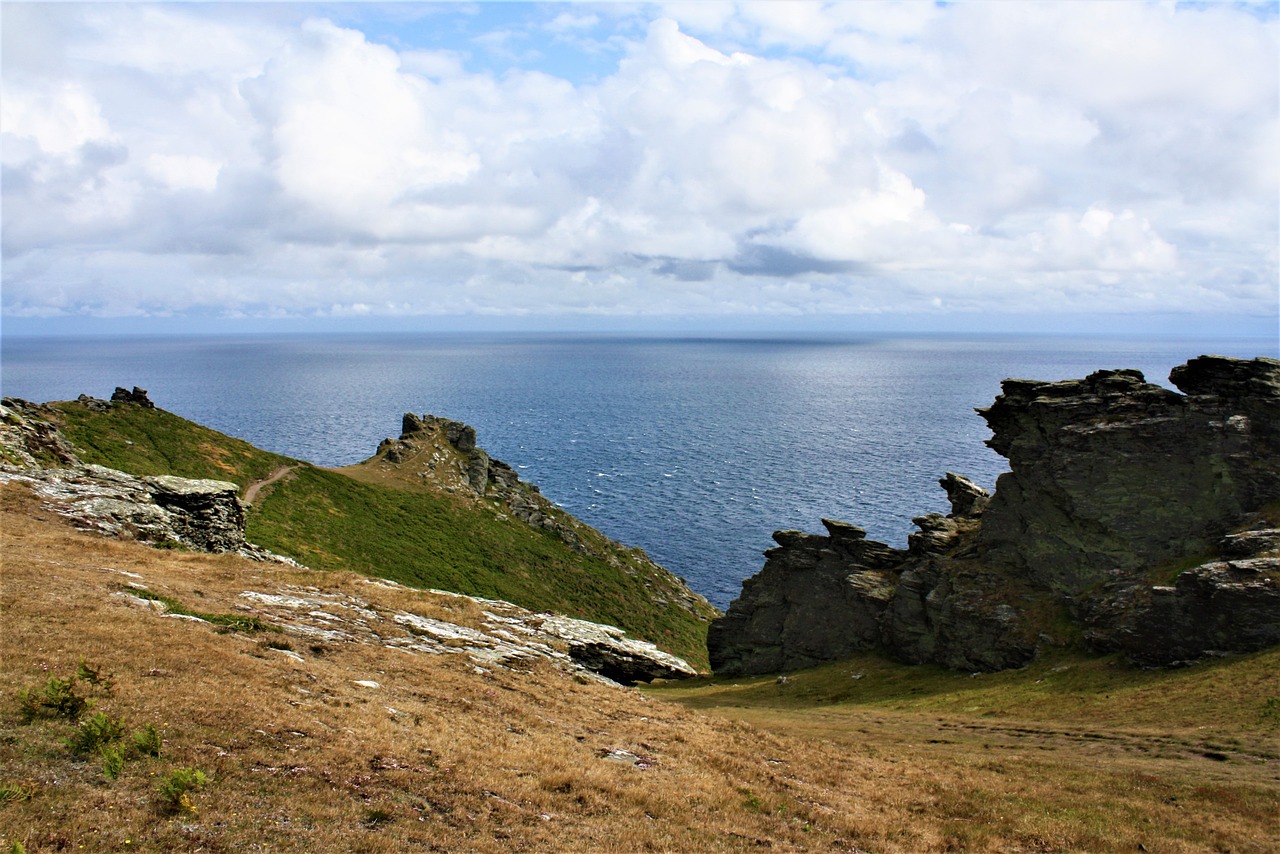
[[126, 587, 276, 634]]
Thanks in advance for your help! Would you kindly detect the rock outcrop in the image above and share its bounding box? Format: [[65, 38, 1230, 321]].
[[0, 397, 292, 563], [228, 582, 697, 685], [111, 386, 155, 408], [709, 356, 1280, 675], [368, 411, 718, 624], [1, 392, 713, 678]]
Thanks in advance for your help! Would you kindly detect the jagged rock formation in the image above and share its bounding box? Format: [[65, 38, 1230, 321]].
[[366, 411, 716, 622], [110, 386, 155, 408], [709, 356, 1280, 675], [0, 397, 290, 562]]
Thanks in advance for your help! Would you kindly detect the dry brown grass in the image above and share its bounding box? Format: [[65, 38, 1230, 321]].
[[2, 482, 1277, 852]]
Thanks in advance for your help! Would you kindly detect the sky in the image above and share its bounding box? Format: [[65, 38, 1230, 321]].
[[2, 1, 1278, 337]]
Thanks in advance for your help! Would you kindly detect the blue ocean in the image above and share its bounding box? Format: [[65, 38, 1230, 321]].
[[2, 333, 1273, 608]]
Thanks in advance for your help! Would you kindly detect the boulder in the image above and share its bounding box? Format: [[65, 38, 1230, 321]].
[[534, 614, 699, 684], [0, 463, 250, 554]]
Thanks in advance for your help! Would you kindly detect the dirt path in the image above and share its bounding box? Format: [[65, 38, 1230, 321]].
[[243, 465, 298, 506]]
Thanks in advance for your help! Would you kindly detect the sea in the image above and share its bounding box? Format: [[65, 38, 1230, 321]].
[[2, 333, 1274, 609]]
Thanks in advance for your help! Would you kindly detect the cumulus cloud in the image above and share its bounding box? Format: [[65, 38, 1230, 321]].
[[1, 1, 1275, 327]]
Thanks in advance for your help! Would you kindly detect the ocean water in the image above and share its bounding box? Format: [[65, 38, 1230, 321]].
[[2, 333, 1273, 608]]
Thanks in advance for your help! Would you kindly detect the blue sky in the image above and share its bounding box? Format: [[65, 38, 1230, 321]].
[[2, 2, 1277, 337]]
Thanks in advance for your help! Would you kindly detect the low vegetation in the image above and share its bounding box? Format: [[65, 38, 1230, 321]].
[[3, 486, 1277, 852], [46, 400, 713, 668], [50, 401, 292, 487]]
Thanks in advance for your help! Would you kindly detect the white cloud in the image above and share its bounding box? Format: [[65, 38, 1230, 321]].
[[146, 154, 221, 192], [0, 82, 112, 156], [1, 2, 1275, 328]]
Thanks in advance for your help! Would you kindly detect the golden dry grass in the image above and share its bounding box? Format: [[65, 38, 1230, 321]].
[[2, 482, 1278, 852]]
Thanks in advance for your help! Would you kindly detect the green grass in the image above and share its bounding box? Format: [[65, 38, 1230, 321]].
[[126, 588, 276, 634], [49, 402, 293, 491], [46, 400, 713, 668], [248, 465, 712, 667], [653, 646, 1280, 732]]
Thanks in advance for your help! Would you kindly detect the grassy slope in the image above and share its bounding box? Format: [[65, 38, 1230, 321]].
[[48, 402, 711, 668], [651, 647, 1280, 732], [49, 402, 293, 488], [247, 465, 712, 666], [3, 494, 1277, 853], [651, 650, 1280, 852]]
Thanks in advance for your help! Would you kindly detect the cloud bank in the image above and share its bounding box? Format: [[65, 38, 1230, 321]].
[[2, 2, 1276, 330]]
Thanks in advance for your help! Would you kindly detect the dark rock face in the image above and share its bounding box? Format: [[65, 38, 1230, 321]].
[[977, 356, 1280, 595], [111, 386, 155, 408], [709, 356, 1280, 675]]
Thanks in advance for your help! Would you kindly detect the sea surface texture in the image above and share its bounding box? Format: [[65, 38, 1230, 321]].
[[2, 334, 1270, 608]]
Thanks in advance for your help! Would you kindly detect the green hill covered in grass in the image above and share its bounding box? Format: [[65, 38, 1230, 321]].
[[45, 397, 717, 669]]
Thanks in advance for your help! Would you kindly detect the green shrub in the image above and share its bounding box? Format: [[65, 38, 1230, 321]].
[[17, 676, 92, 723], [65, 712, 127, 757], [157, 767, 208, 815], [75, 659, 113, 692], [100, 743, 126, 780], [131, 723, 162, 758]]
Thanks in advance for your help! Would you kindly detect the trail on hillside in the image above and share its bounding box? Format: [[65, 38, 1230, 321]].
[[243, 465, 298, 505]]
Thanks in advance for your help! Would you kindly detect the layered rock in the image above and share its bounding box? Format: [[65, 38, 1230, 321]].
[[709, 356, 1280, 675], [124, 578, 697, 685], [977, 356, 1280, 594], [1, 397, 292, 563]]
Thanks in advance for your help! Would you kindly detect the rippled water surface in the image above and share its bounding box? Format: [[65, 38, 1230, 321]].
[[3, 333, 1271, 607]]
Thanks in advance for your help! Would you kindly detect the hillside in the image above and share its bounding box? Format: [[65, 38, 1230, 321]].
[[3, 488, 1279, 851], [32, 393, 717, 668]]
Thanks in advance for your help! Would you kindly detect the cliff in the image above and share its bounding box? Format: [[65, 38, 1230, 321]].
[[708, 355, 1280, 675]]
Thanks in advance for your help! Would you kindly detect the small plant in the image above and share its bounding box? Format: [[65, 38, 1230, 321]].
[[363, 807, 395, 828], [17, 676, 91, 722], [65, 712, 127, 758], [100, 743, 126, 781], [1262, 696, 1280, 725], [75, 659, 114, 692], [0, 781, 36, 803], [157, 767, 209, 815], [132, 723, 163, 758]]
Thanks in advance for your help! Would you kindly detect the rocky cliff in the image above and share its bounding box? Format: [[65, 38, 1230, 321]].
[[360, 411, 715, 621], [708, 355, 1280, 675]]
